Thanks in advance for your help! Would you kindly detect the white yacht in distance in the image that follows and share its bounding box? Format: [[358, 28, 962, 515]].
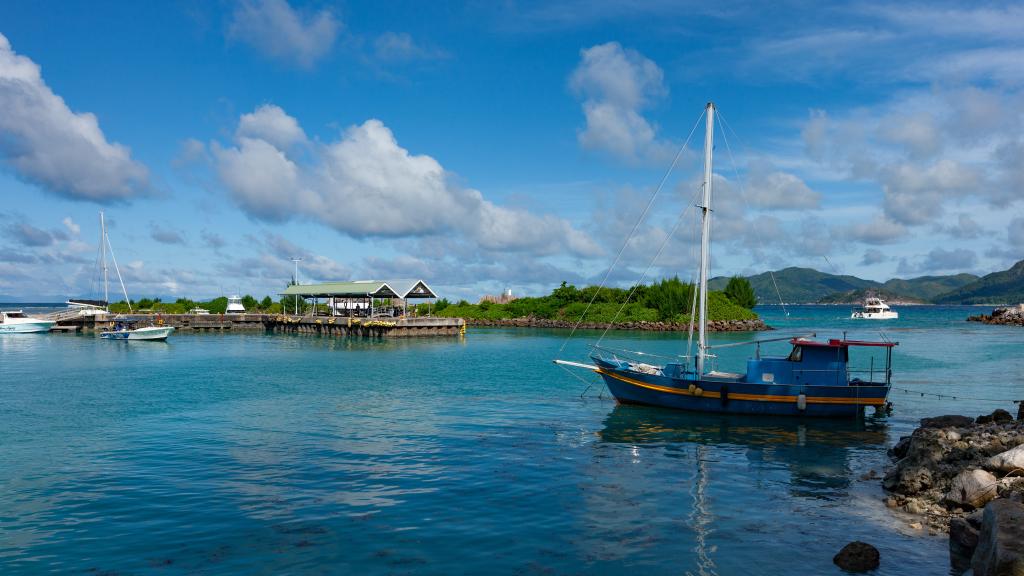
[[0, 310, 56, 333], [226, 295, 245, 313], [851, 296, 898, 320]]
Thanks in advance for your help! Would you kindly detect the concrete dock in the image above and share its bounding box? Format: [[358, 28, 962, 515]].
[[51, 313, 466, 338]]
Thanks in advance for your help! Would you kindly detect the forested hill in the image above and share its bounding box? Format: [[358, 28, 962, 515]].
[[932, 260, 1024, 305], [708, 267, 984, 304]]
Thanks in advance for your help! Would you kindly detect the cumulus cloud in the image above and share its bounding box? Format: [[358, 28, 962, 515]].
[[743, 159, 819, 210], [201, 230, 226, 250], [0, 33, 149, 201], [228, 0, 339, 68], [842, 215, 907, 245], [569, 42, 671, 162], [237, 104, 306, 149], [62, 217, 80, 236], [210, 107, 601, 258], [937, 213, 985, 240]]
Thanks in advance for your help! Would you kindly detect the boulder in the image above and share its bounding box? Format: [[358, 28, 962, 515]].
[[1018, 403, 1023, 422], [989, 444, 1024, 474], [921, 415, 975, 429], [833, 541, 880, 572], [978, 410, 1015, 425], [950, 517, 981, 571], [946, 469, 999, 510], [890, 435, 912, 459], [972, 499, 1024, 576]]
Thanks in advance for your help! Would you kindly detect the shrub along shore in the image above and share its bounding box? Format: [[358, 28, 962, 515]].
[[428, 276, 767, 332]]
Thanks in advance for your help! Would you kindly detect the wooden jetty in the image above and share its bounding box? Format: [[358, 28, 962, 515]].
[[50, 312, 465, 338]]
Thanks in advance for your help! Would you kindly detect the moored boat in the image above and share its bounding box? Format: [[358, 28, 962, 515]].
[[0, 310, 56, 333], [101, 323, 175, 341], [851, 296, 898, 320], [556, 102, 898, 418]]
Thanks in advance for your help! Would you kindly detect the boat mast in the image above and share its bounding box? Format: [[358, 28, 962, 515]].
[[100, 211, 109, 309], [697, 102, 715, 375]]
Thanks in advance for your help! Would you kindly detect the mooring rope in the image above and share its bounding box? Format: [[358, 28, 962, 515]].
[[891, 386, 1023, 404]]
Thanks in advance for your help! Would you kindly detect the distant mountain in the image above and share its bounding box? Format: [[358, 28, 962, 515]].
[[933, 260, 1024, 305], [709, 268, 981, 304], [817, 289, 928, 305], [881, 274, 978, 301], [709, 267, 877, 303]]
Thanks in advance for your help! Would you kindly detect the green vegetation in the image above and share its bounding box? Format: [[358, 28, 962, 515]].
[[108, 294, 283, 314], [723, 276, 757, 308], [933, 260, 1024, 305], [421, 279, 757, 324]]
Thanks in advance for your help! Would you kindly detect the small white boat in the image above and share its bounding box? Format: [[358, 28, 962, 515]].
[[86, 211, 175, 342], [226, 295, 245, 314], [851, 297, 898, 320], [189, 307, 210, 315], [101, 324, 175, 341], [0, 310, 56, 333]]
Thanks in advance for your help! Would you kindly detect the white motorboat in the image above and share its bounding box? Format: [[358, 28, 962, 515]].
[[0, 310, 56, 333], [226, 295, 245, 314], [851, 297, 898, 320], [101, 323, 175, 341]]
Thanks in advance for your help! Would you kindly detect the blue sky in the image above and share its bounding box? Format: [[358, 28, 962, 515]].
[[0, 1, 1021, 301]]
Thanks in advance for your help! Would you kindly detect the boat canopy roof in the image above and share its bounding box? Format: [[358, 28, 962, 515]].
[[790, 337, 898, 348]]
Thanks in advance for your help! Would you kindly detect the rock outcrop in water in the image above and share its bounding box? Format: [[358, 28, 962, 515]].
[[883, 408, 1024, 574], [968, 304, 1024, 327], [465, 317, 771, 332], [833, 541, 880, 572]]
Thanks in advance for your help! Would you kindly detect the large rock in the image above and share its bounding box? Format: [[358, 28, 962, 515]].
[[979, 410, 1015, 425], [833, 541, 880, 572], [989, 445, 1024, 474], [972, 499, 1024, 576], [946, 469, 999, 509], [921, 415, 975, 429], [951, 517, 981, 571]]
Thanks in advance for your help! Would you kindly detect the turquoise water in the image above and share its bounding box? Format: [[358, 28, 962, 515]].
[[1, 305, 1021, 574]]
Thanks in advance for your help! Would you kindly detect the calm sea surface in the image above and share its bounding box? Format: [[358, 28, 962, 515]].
[[2, 305, 1022, 575]]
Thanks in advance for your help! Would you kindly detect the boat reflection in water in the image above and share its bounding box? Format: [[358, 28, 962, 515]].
[[599, 404, 888, 497], [585, 405, 889, 575]]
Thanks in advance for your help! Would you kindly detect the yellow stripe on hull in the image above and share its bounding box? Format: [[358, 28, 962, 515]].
[[598, 369, 886, 407]]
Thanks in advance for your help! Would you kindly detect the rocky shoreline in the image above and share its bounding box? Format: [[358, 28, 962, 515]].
[[882, 406, 1024, 574], [463, 317, 771, 332], [968, 304, 1024, 326]]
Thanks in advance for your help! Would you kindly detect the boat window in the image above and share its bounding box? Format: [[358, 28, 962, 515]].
[[787, 346, 802, 362]]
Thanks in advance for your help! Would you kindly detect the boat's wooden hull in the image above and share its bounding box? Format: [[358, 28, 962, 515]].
[[594, 362, 889, 418]]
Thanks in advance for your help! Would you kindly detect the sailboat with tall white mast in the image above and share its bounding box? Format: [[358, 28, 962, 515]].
[[75, 212, 175, 341], [555, 102, 897, 418]]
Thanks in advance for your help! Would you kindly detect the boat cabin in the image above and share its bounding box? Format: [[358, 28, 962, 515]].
[[744, 338, 896, 387]]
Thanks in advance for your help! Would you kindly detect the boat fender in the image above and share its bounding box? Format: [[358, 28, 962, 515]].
[[688, 383, 696, 394], [720, 385, 729, 405], [797, 393, 807, 411], [694, 387, 704, 397]]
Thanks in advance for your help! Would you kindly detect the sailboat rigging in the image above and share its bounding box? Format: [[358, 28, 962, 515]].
[[555, 102, 897, 418]]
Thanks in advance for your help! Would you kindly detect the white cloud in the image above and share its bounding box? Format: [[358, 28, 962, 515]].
[[0, 33, 149, 201], [210, 107, 602, 259], [569, 42, 671, 162], [372, 32, 448, 62], [62, 217, 80, 236], [237, 104, 307, 149], [842, 215, 907, 245], [228, 0, 339, 68], [743, 159, 820, 210], [1009, 217, 1024, 249]]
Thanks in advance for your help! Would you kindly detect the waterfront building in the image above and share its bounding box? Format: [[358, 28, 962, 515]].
[[279, 279, 438, 317]]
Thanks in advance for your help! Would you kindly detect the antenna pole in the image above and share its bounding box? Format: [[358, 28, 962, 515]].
[[697, 102, 715, 375]]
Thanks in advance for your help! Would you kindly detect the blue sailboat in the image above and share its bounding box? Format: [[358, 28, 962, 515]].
[[556, 102, 897, 418]]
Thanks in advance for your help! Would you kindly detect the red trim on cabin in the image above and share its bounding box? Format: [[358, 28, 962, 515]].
[[789, 338, 898, 348]]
